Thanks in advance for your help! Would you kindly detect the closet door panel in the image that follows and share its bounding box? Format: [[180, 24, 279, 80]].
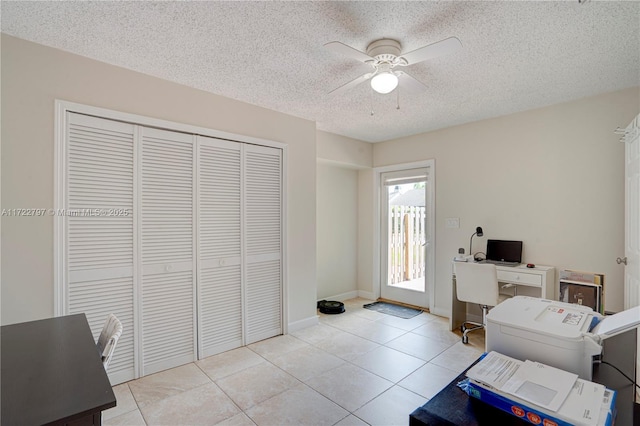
[[197, 137, 243, 357], [244, 145, 282, 344], [140, 127, 196, 375], [66, 113, 135, 384], [245, 258, 281, 343], [140, 270, 194, 366], [199, 265, 242, 356]]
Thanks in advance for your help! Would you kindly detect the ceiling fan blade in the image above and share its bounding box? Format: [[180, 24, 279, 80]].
[[324, 41, 374, 63], [399, 36, 462, 65], [329, 72, 374, 95], [397, 71, 427, 92]]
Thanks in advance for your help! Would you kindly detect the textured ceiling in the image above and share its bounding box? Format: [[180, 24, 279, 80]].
[[2, 1, 639, 142]]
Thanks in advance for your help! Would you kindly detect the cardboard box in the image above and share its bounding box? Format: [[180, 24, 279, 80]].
[[459, 378, 615, 426], [559, 270, 604, 285], [559, 280, 603, 314]]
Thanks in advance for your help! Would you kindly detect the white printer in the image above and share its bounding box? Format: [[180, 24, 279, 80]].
[[486, 296, 640, 380]]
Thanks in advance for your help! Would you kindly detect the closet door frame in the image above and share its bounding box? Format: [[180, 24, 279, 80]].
[[54, 100, 289, 373]]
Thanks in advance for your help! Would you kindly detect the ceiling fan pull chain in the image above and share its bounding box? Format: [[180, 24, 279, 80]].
[[370, 87, 375, 116], [396, 84, 401, 110]]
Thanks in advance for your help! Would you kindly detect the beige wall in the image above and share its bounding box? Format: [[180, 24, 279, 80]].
[[367, 87, 639, 315], [316, 130, 372, 169], [316, 130, 372, 301], [316, 163, 358, 300], [357, 168, 375, 299], [1, 35, 317, 327]]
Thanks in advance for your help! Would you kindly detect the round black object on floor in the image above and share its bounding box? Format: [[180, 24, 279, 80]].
[[317, 300, 345, 314]]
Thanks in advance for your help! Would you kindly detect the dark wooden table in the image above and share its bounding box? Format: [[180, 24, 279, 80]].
[[410, 329, 639, 426], [1, 314, 117, 425]]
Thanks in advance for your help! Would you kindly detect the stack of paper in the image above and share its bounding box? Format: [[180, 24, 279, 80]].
[[463, 352, 615, 426]]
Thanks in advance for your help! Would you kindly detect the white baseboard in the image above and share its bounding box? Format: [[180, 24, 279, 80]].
[[287, 315, 319, 333], [317, 290, 359, 302], [357, 290, 376, 300], [318, 289, 378, 303], [466, 313, 482, 324], [430, 306, 449, 317]]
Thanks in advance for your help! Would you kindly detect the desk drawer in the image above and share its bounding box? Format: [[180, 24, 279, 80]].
[[497, 270, 542, 287]]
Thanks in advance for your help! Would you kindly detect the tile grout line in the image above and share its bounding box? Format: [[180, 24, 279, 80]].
[[106, 299, 483, 426], [191, 360, 249, 423], [246, 334, 387, 422]]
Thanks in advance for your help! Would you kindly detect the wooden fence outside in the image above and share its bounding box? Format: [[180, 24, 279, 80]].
[[388, 205, 426, 285]]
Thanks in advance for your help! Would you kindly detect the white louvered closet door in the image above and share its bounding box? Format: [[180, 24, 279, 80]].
[[61, 108, 284, 382], [244, 145, 283, 344], [197, 136, 243, 357], [65, 113, 135, 384], [140, 127, 196, 375]]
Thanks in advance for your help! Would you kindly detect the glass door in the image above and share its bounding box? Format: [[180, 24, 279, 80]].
[[380, 167, 430, 308]]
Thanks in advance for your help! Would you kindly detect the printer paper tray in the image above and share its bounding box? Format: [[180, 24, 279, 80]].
[[591, 306, 640, 339]]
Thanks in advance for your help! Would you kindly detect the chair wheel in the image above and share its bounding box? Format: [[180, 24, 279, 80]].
[[462, 335, 469, 344]]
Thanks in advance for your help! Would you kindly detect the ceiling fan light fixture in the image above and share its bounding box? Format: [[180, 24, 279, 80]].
[[370, 72, 398, 94]]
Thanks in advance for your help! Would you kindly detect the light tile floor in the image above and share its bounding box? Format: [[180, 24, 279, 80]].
[[103, 298, 485, 426]]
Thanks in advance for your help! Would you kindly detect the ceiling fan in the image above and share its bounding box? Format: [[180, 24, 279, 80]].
[[324, 37, 462, 95]]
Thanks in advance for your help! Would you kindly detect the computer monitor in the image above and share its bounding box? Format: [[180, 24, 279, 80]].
[[485, 239, 523, 263]]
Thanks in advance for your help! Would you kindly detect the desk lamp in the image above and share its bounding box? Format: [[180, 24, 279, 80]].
[[469, 226, 484, 258]]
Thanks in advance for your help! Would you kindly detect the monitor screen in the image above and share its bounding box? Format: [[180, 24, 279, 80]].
[[485, 239, 523, 263]]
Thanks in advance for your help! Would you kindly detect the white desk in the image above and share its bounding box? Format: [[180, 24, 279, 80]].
[[449, 262, 555, 332]]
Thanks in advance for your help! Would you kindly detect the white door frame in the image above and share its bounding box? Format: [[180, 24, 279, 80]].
[[622, 114, 640, 310], [619, 115, 640, 398], [373, 160, 435, 311]]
